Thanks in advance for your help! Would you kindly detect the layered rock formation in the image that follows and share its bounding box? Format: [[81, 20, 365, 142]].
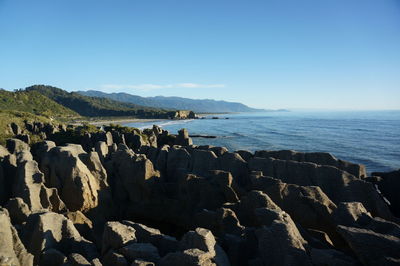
[[0, 125, 399, 266]]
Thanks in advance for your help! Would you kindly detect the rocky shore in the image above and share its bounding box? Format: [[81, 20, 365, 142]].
[[0, 122, 399, 266]]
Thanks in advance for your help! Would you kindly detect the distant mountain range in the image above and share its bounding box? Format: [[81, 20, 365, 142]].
[[77, 90, 265, 113]]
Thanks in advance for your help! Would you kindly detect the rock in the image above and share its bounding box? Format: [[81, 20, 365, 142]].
[[310, 248, 356, 266], [6, 138, 30, 154], [254, 150, 366, 178], [131, 259, 155, 266], [11, 158, 66, 212], [176, 128, 193, 146], [102, 251, 128, 266], [180, 228, 216, 257], [16, 134, 30, 144], [248, 157, 394, 221], [39, 144, 110, 214], [337, 225, 400, 266], [91, 258, 103, 266], [31, 141, 56, 164], [20, 211, 98, 265], [236, 150, 253, 161], [5, 197, 31, 224], [216, 208, 244, 236], [0, 144, 10, 159], [10, 122, 22, 135], [119, 243, 160, 262], [159, 249, 216, 266], [166, 147, 191, 182], [233, 190, 281, 227], [190, 149, 218, 177], [68, 253, 92, 266], [255, 211, 312, 266], [121, 221, 179, 256], [95, 141, 109, 162], [102, 222, 136, 254], [371, 170, 400, 217], [107, 148, 160, 203], [333, 202, 371, 226], [65, 211, 94, 241], [217, 152, 249, 187], [0, 208, 34, 266], [250, 176, 338, 243], [40, 248, 67, 266]]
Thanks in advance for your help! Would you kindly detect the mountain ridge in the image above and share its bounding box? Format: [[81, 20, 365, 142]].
[[77, 90, 265, 113]]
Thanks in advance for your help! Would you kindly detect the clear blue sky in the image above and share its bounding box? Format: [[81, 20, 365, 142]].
[[1, 0, 399, 109]]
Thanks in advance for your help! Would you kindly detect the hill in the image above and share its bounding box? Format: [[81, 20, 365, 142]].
[[0, 89, 79, 119], [25, 85, 177, 118], [78, 90, 264, 113]]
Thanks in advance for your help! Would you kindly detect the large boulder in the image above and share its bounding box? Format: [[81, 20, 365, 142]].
[[102, 221, 137, 254], [107, 146, 160, 204], [121, 221, 179, 256], [39, 144, 111, 215], [175, 128, 193, 146], [20, 211, 98, 265], [0, 208, 34, 266], [255, 211, 312, 266], [254, 150, 366, 178], [337, 225, 400, 266], [371, 170, 400, 217], [248, 157, 394, 221]]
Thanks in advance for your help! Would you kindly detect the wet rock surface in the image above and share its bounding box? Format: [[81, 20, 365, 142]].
[[0, 125, 399, 265]]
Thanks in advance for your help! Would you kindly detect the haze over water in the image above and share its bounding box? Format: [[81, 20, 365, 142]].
[[125, 110, 400, 173]]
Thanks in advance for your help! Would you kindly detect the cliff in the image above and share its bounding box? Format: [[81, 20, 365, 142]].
[[0, 125, 399, 266]]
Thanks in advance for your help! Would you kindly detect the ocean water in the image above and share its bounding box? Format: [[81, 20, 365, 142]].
[[124, 111, 400, 173]]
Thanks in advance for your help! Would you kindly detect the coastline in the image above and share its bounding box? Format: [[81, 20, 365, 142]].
[[71, 118, 166, 126]]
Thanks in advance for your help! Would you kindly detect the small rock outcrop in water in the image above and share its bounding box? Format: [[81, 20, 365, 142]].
[[0, 125, 399, 266]]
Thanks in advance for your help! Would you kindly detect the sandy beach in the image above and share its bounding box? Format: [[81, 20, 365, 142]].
[[72, 118, 165, 126]]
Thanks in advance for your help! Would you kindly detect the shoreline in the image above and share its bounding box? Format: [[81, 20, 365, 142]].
[[71, 118, 166, 126]]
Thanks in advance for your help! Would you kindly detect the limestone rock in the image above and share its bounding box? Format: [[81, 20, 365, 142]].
[[248, 157, 393, 221], [39, 144, 110, 214], [20, 211, 98, 265], [119, 243, 160, 262], [190, 149, 218, 177], [5, 197, 31, 224], [310, 248, 356, 266], [121, 221, 178, 256], [102, 251, 128, 266], [176, 128, 193, 146], [255, 212, 312, 266], [6, 138, 30, 154], [102, 222, 136, 254], [371, 169, 400, 217], [0, 208, 34, 266], [159, 249, 216, 266], [337, 225, 400, 266], [131, 259, 155, 266], [254, 150, 366, 178], [68, 253, 92, 266], [40, 248, 67, 266], [180, 228, 216, 257], [217, 152, 249, 187]]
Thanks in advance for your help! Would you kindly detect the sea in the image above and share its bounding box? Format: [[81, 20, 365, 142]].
[[124, 110, 400, 174]]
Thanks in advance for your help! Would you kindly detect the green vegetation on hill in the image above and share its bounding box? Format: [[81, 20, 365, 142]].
[[26, 85, 172, 118], [0, 110, 54, 145], [0, 89, 79, 119], [79, 90, 265, 113]]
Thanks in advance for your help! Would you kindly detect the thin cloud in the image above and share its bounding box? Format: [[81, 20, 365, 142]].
[[99, 83, 226, 92]]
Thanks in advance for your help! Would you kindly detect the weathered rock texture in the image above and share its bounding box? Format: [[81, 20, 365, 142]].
[[0, 126, 399, 265]]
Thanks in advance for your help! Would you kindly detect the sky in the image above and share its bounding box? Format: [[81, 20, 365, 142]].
[[1, 0, 400, 110]]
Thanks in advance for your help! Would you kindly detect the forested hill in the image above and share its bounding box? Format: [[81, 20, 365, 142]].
[[25, 85, 173, 118], [78, 90, 264, 113], [0, 89, 78, 119]]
